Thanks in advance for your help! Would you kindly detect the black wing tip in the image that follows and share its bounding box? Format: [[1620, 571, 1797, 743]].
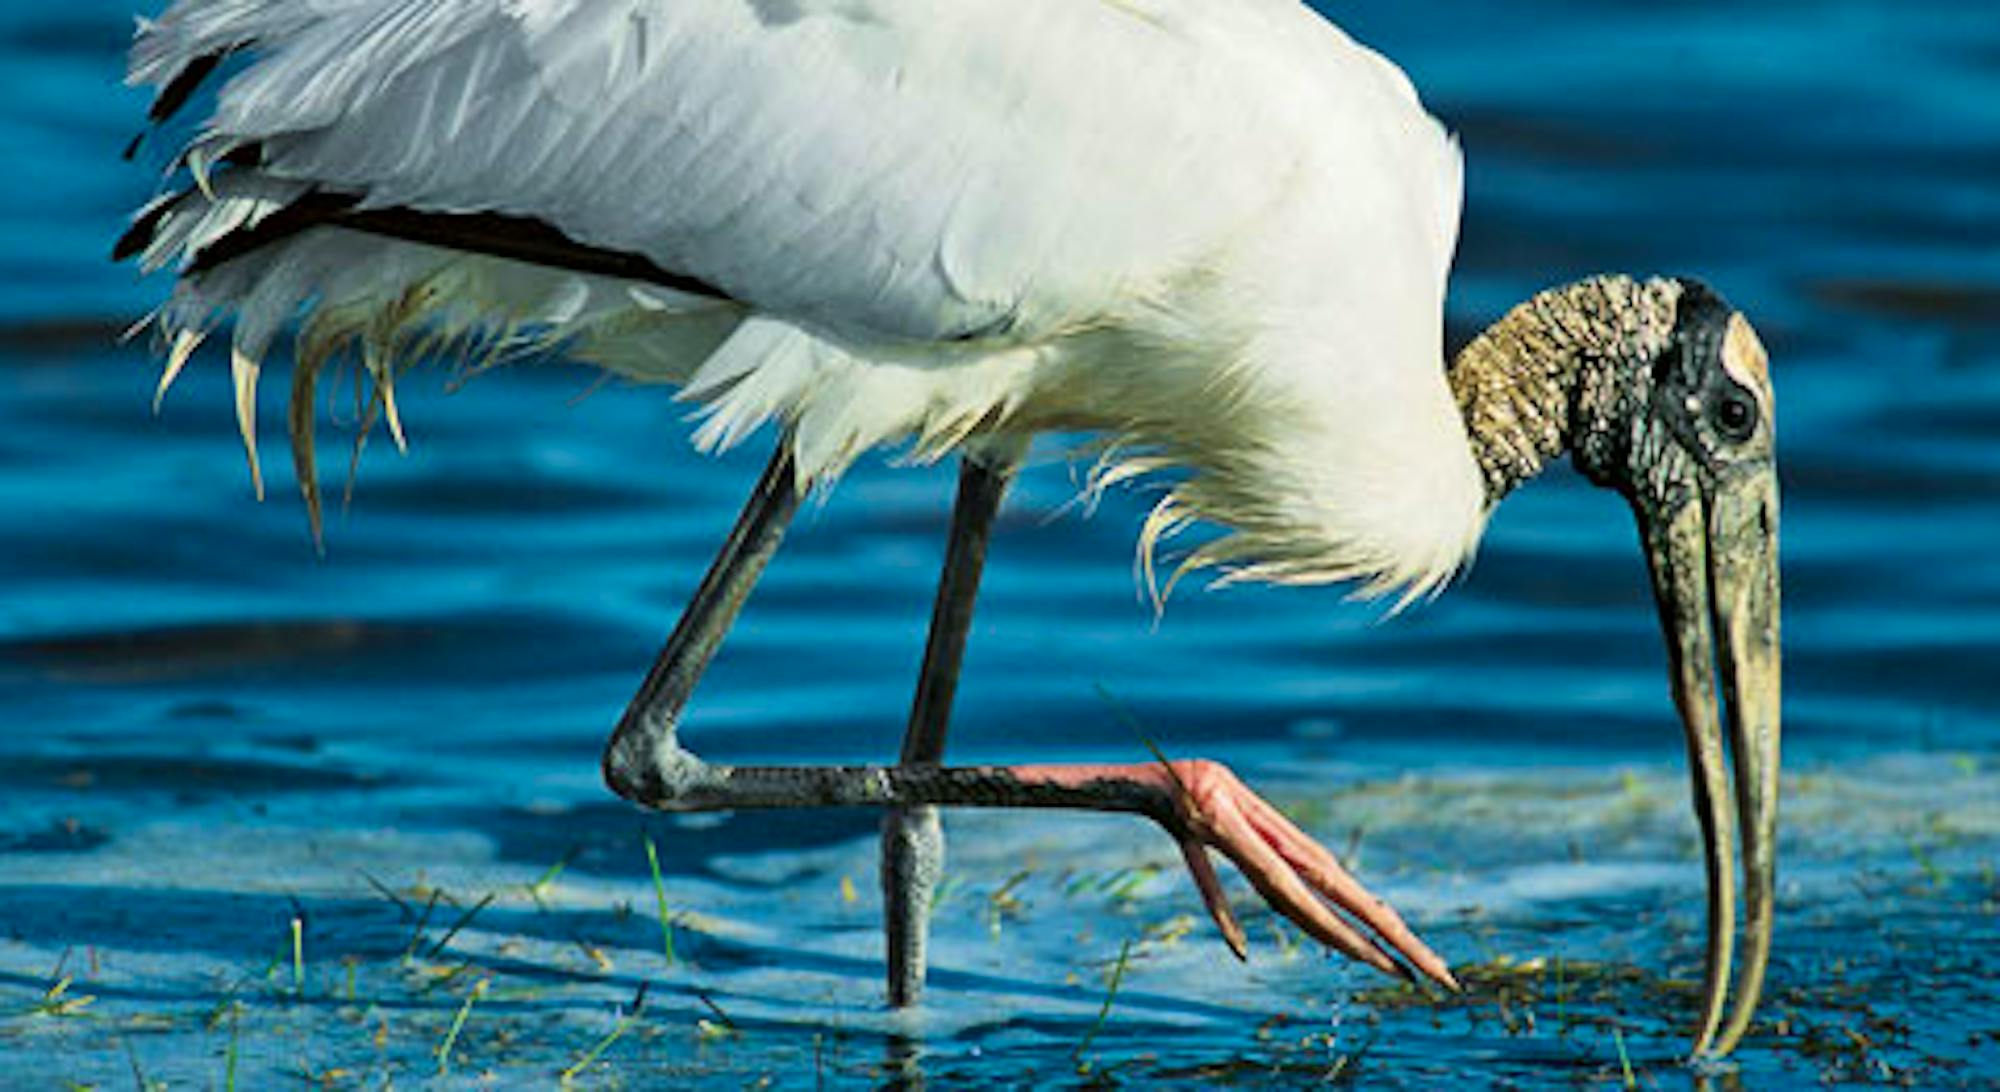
[[113, 199, 174, 263], [116, 142, 270, 265], [125, 181, 735, 306], [186, 190, 359, 275], [148, 50, 228, 125], [125, 49, 239, 164]]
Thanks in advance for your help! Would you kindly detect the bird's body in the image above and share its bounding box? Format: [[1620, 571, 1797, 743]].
[[123, 0, 1785, 1059], [130, 0, 1482, 596]]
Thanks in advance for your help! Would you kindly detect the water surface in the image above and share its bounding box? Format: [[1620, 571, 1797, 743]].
[[1, 1, 1996, 1086]]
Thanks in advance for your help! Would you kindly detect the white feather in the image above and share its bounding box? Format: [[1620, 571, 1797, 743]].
[[127, 0, 1486, 597]]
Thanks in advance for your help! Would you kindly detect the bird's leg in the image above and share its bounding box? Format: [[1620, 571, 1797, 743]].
[[623, 755, 1456, 989], [599, 446, 1455, 991], [601, 443, 801, 803], [882, 453, 1020, 1007]]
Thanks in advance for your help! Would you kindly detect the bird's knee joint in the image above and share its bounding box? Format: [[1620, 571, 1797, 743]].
[[602, 726, 713, 806]]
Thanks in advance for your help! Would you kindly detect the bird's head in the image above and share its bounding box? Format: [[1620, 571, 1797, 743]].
[[1578, 279, 1782, 1057], [1455, 274, 1781, 1056]]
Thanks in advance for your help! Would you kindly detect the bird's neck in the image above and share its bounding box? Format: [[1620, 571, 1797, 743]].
[[1448, 274, 1682, 506]]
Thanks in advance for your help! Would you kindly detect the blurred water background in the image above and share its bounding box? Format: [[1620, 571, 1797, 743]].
[[1, 1, 1996, 1086]]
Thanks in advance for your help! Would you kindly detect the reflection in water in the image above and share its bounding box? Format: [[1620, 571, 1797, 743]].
[[1695, 1071, 1748, 1092], [881, 1033, 926, 1091]]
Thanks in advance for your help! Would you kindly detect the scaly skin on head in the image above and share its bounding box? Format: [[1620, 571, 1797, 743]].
[[1447, 274, 1782, 1059], [1447, 274, 1683, 505]]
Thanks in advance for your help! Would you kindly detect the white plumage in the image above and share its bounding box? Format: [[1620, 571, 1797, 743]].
[[128, 0, 1487, 599]]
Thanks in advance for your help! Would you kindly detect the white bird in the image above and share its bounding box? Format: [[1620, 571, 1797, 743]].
[[119, 0, 1783, 1057]]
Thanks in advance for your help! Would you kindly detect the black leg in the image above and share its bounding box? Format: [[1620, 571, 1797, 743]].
[[602, 443, 801, 802], [881, 454, 1019, 1006], [595, 443, 1456, 996]]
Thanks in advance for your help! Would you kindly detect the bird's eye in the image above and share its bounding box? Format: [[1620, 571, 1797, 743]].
[[1713, 388, 1758, 442]]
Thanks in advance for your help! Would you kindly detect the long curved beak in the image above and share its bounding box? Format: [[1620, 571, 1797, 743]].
[[1639, 462, 1781, 1058]]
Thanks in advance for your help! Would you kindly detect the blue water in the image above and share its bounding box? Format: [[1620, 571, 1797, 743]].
[[2, 1, 1997, 1086]]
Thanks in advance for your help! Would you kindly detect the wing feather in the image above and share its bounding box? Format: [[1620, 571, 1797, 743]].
[[135, 0, 1361, 343], [125, 0, 1479, 583]]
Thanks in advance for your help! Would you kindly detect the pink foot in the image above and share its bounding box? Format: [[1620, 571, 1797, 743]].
[[1012, 759, 1457, 989]]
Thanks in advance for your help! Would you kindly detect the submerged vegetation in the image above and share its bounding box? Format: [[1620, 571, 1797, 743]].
[[2, 766, 1993, 1088]]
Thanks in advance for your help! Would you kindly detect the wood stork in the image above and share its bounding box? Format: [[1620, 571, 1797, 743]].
[[117, 0, 1782, 1058]]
